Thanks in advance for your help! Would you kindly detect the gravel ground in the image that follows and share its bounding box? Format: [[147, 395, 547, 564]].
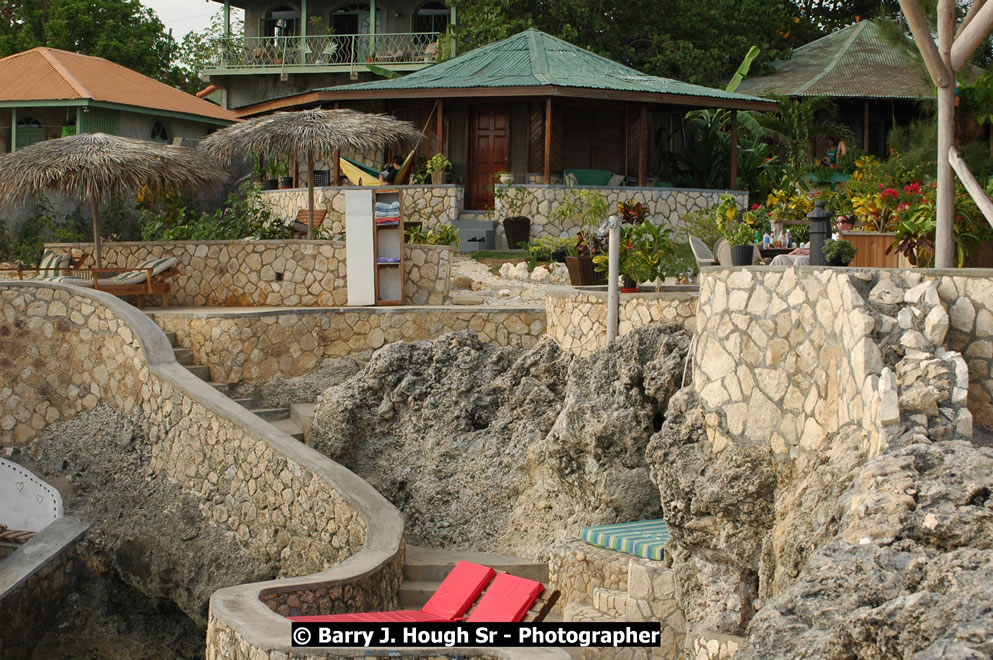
[[448, 254, 565, 306]]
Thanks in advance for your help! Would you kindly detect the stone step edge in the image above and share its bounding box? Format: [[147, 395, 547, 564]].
[[563, 602, 622, 623], [591, 586, 631, 618]]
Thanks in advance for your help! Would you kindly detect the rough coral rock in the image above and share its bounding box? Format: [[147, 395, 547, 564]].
[[309, 325, 691, 559]]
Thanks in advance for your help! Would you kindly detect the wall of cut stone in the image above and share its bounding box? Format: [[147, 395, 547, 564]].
[[44, 241, 452, 307], [148, 307, 547, 384], [689, 632, 745, 660], [0, 283, 380, 577], [0, 517, 88, 659], [259, 185, 463, 234], [545, 288, 697, 357], [693, 267, 991, 463], [494, 186, 746, 246]]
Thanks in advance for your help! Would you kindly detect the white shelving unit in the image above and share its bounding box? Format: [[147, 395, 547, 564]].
[[345, 189, 375, 306], [373, 188, 404, 305]]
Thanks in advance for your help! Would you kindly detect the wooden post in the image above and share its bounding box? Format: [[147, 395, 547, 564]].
[[436, 99, 444, 154], [729, 110, 738, 190], [91, 198, 103, 270], [951, 1, 993, 71], [638, 104, 647, 187], [936, 0, 955, 269], [864, 101, 870, 152], [544, 97, 552, 184], [332, 102, 340, 185], [307, 149, 316, 238], [10, 107, 16, 152], [899, 0, 952, 87], [950, 146, 993, 229]]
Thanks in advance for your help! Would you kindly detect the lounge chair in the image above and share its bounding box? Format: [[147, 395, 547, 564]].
[[0, 249, 94, 286], [293, 209, 328, 237], [63, 257, 179, 308], [713, 238, 762, 266], [464, 572, 558, 623], [289, 561, 496, 623], [688, 236, 717, 268]]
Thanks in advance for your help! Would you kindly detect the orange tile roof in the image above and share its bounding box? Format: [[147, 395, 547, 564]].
[[0, 47, 236, 123]]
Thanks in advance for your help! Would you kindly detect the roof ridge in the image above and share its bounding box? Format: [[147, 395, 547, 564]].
[[37, 48, 93, 99], [528, 30, 552, 84], [796, 20, 868, 94]]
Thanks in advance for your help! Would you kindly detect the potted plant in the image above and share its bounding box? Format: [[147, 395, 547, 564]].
[[551, 188, 610, 285], [823, 238, 857, 266], [426, 152, 451, 185], [495, 170, 514, 185], [715, 193, 755, 266], [593, 219, 683, 291], [493, 183, 535, 249]]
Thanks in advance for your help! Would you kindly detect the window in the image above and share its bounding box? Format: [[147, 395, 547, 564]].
[[413, 2, 449, 34], [151, 121, 169, 143]]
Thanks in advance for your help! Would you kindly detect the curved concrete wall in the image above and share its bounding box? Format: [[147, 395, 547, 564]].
[[0, 281, 405, 657]]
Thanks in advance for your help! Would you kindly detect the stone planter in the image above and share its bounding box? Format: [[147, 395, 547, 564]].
[[498, 174, 514, 184], [565, 255, 607, 286]]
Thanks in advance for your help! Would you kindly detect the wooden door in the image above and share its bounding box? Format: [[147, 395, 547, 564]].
[[469, 107, 509, 209]]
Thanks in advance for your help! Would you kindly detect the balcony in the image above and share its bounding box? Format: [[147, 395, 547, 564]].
[[205, 32, 441, 76]]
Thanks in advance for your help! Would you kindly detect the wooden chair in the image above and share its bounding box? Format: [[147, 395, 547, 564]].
[[294, 209, 328, 237], [71, 257, 180, 308]]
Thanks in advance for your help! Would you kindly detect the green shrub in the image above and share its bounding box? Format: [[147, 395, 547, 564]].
[[823, 238, 857, 266], [140, 184, 292, 241], [675, 208, 723, 249]]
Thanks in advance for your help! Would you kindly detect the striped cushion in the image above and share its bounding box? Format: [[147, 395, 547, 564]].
[[34, 275, 94, 288], [38, 250, 70, 276], [580, 519, 669, 561], [102, 257, 177, 284]]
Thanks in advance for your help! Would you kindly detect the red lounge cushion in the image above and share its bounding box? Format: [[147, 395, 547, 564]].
[[422, 561, 497, 620], [465, 573, 543, 622], [289, 610, 447, 623]]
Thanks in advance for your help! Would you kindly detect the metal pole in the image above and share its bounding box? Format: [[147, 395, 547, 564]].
[[606, 214, 620, 343], [11, 107, 16, 152]]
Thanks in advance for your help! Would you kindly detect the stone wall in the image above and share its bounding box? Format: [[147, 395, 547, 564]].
[[44, 241, 452, 307], [1, 281, 408, 658], [0, 517, 88, 660], [259, 185, 463, 234], [545, 287, 698, 357], [494, 185, 747, 245], [692, 267, 992, 462], [148, 306, 547, 384]]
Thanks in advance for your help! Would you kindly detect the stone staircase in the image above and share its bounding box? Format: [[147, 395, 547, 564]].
[[161, 331, 317, 442], [549, 541, 686, 658], [399, 545, 548, 610]]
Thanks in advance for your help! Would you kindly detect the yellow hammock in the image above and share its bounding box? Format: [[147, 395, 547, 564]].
[[338, 150, 416, 187]]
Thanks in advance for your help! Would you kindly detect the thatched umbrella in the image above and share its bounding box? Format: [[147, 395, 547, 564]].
[[199, 108, 423, 238], [0, 133, 227, 268]]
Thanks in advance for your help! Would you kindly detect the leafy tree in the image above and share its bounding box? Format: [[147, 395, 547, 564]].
[[0, 0, 177, 83], [792, 0, 902, 32], [754, 95, 852, 182], [448, 0, 820, 87], [174, 9, 245, 93]]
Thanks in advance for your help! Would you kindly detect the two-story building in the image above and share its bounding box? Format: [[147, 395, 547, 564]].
[[203, 0, 454, 110]]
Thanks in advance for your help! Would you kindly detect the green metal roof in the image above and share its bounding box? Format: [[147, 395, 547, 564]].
[[737, 21, 933, 100], [316, 29, 771, 107]]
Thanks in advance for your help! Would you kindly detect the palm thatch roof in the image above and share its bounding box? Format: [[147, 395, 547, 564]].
[[199, 108, 423, 163], [0, 132, 227, 205]]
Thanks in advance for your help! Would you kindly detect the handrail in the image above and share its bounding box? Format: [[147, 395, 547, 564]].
[[210, 32, 440, 69]]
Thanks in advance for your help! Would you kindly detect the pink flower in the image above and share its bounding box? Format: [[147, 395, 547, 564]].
[[751, 203, 760, 210], [878, 184, 885, 189], [896, 202, 910, 211], [904, 182, 921, 195], [881, 188, 899, 200]]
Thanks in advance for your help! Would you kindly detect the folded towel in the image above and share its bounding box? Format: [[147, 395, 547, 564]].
[[375, 201, 401, 213], [375, 216, 400, 224], [377, 257, 401, 264]]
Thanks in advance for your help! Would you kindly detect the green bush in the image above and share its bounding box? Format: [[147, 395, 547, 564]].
[[675, 208, 723, 249], [404, 223, 460, 249], [140, 184, 292, 241], [823, 238, 857, 266]]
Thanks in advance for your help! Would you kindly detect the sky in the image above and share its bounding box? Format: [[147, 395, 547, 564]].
[[141, 0, 242, 41]]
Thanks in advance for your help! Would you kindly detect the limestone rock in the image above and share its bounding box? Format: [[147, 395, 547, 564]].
[[454, 275, 474, 290], [309, 325, 692, 559], [530, 265, 550, 282], [868, 278, 906, 306], [923, 305, 949, 346]]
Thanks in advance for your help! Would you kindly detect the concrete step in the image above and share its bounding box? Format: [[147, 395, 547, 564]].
[[403, 545, 548, 583], [252, 407, 290, 421], [172, 347, 195, 365], [398, 580, 438, 608], [232, 397, 258, 409], [269, 417, 304, 441], [162, 331, 178, 347], [290, 403, 316, 442], [592, 587, 630, 618], [563, 602, 621, 623], [185, 364, 211, 381]]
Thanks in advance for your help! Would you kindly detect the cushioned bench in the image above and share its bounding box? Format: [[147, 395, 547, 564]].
[[581, 519, 670, 561]]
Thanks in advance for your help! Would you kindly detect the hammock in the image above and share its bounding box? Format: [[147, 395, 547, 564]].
[[339, 150, 415, 187], [338, 101, 437, 186]]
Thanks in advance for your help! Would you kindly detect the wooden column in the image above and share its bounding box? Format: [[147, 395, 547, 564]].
[[729, 110, 738, 190], [936, 0, 955, 268], [10, 107, 16, 152], [638, 104, 647, 187], [544, 97, 552, 184], [331, 102, 340, 185], [436, 99, 444, 154], [864, 101, 870, 152]]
